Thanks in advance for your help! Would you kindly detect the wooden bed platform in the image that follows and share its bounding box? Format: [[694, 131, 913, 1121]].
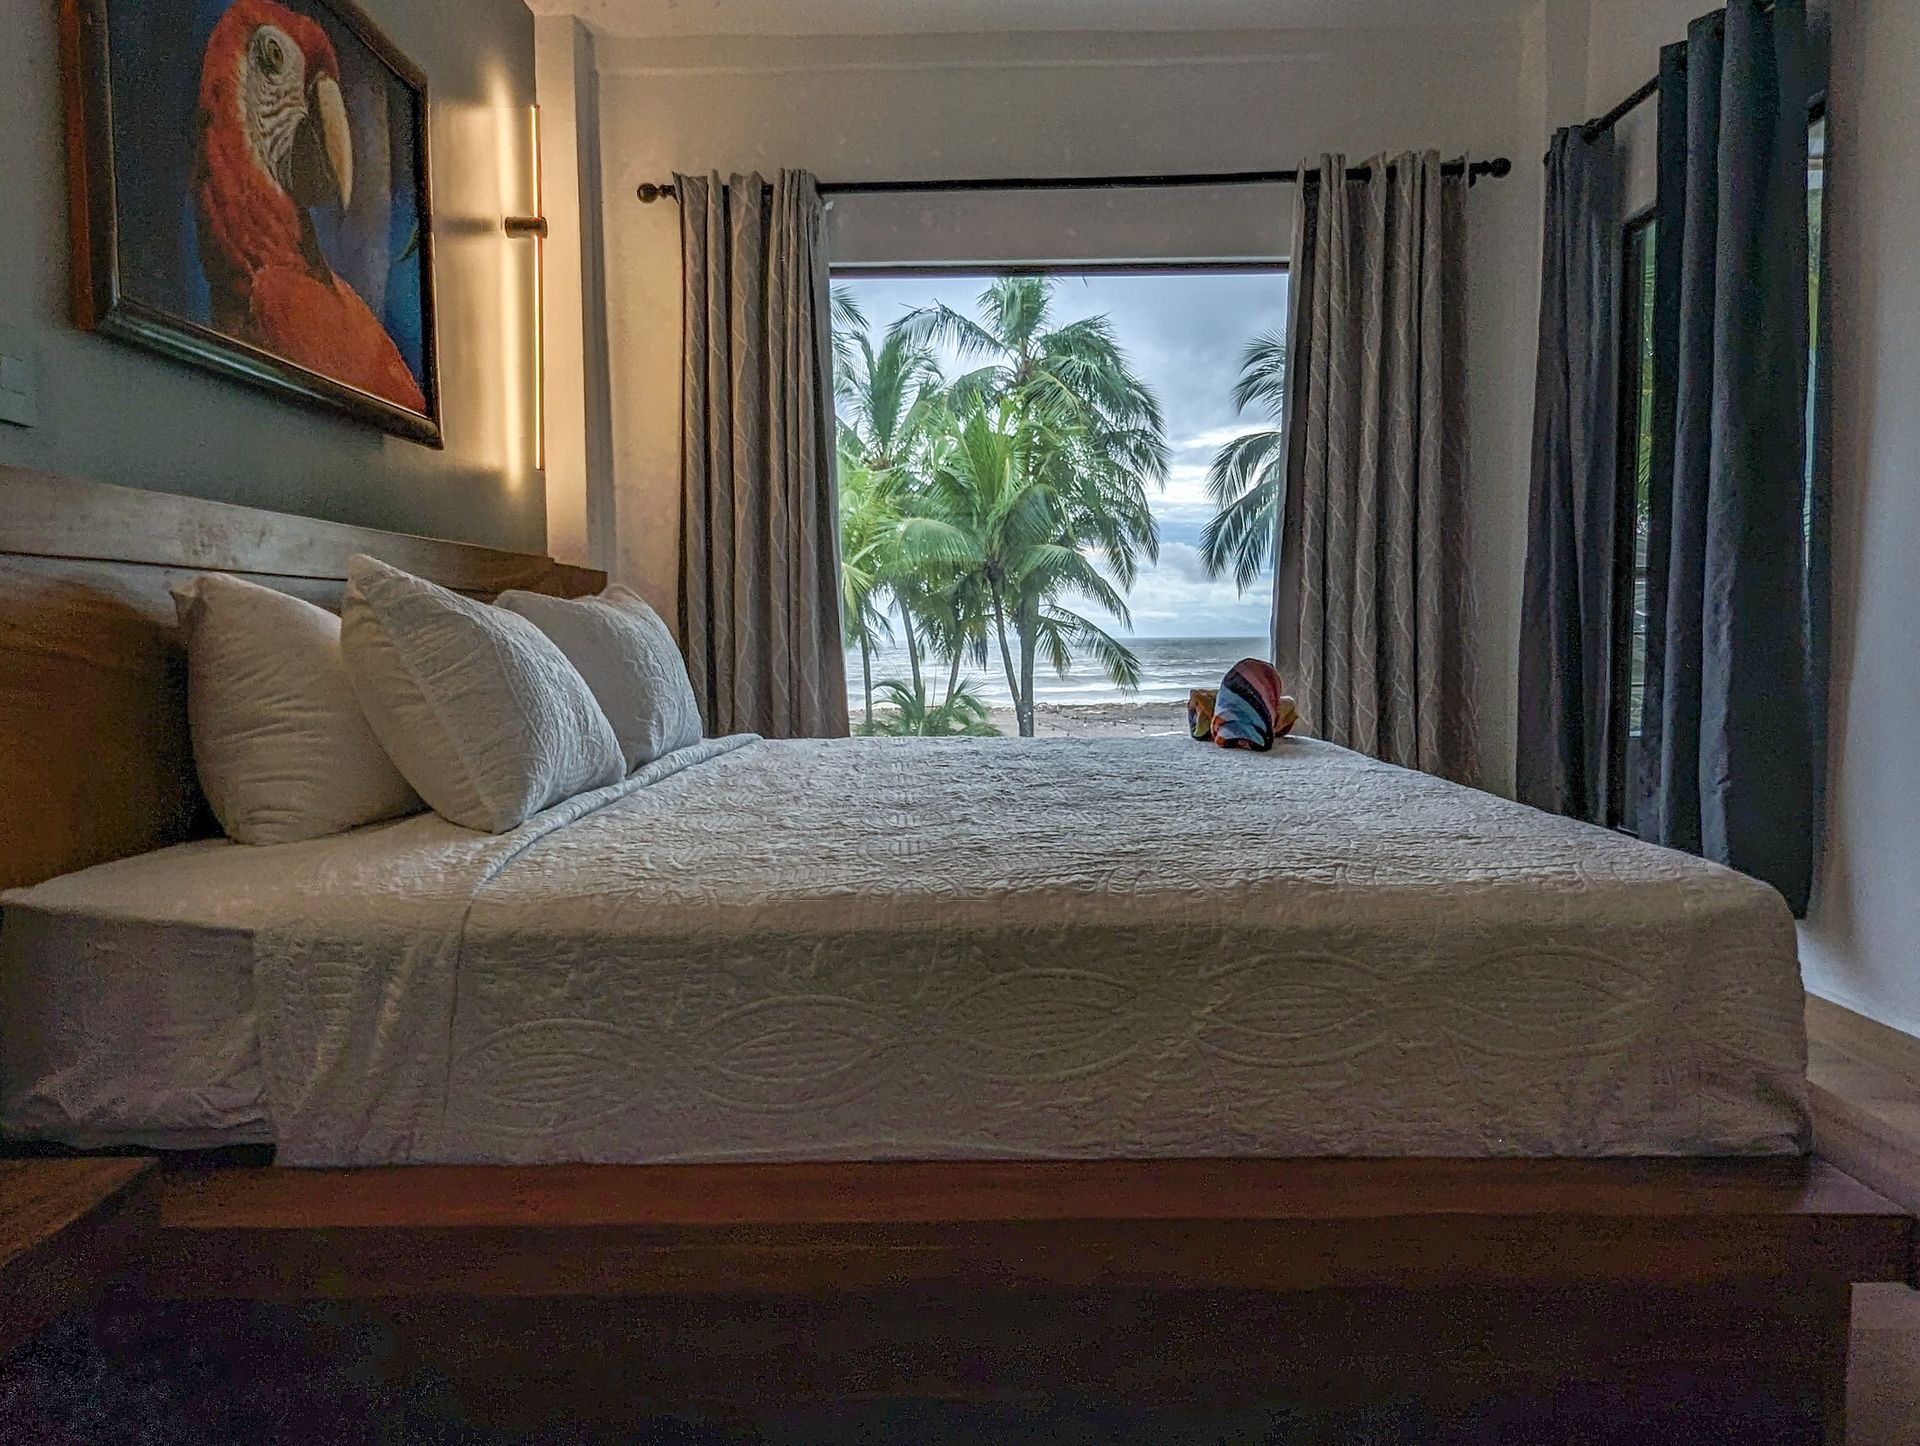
[[150, 1157, 1912, 1302], [4, 466, 1915, 1439], [138, 1156, 1912, 1437]]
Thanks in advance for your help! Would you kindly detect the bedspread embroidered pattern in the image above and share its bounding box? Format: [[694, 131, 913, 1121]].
[[249, 735, 1810, 1165]]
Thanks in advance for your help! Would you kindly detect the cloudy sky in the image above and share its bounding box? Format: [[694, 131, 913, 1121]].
[[838, 271, 1287, 638]]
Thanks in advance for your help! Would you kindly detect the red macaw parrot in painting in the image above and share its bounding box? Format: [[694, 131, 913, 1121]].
[[192, 0, 426, 413]]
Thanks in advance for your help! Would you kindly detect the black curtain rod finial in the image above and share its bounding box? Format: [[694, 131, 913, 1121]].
[[637, 181, 677, 203]]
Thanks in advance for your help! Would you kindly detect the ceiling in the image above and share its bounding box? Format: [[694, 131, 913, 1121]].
[[526, 0, 1535, 39]]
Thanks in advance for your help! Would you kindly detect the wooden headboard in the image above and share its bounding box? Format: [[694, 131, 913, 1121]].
[[0, 464, 605, 892]]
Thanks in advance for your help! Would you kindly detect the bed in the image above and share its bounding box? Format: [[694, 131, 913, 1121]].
[[6, 731, 1811, 1165], [0, 463, 1909, 1439]]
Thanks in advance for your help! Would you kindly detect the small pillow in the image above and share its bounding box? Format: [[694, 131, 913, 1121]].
[[340, 555, 623, 833], [171, 574, 423, 844], [1211, 658, 1298, 752], [495, 584, 702, 770]]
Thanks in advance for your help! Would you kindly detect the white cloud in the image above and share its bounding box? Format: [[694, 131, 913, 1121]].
[[1172, 423, 1260, 456], [1083, 545, 1272, 639], [1159, 461, 1216, 511]]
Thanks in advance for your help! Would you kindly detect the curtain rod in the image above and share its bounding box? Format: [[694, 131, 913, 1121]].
[[1558, 0, 1798, 154], [1579, 75, 1661, 140], [634, 157, 1514, 204]]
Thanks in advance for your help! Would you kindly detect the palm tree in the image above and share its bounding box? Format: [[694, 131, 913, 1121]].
[[837, 448, 897, 729], [1199, 330, 1288, 591], [904, 397, 1144, 736], [835, 320, 943, 696], [917, 568, 994, 708], [895, 278, 1167, 735], [856, 678, 1000, 737], [898, 278, 1169, 514]]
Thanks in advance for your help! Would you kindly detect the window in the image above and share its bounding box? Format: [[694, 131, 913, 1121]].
[[1607, 110, 1826, 833], [1609, 214, 1659, 834], [830, 266, 1288, 741]]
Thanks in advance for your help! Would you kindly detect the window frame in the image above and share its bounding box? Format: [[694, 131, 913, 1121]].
[[829, 260, 1288, 279], [1605, 208, 1658, 834]]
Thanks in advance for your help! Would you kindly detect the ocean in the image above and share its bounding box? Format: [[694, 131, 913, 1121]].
[[846, 635, 1270, 710]]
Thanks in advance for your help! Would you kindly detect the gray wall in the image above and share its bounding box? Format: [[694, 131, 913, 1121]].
[[0, 0, 547, 554], [1797, 0, 1920, 1037]]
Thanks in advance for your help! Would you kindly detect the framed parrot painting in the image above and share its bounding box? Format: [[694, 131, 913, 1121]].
[[60, 0, 442, 446]]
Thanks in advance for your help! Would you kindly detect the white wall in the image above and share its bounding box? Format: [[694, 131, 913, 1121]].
[[1583, 0, 1699, 113], [534, 14, 618, 569], [0, 0, 548, 552], [1798, 0, 1920, 1038], [583, 22, 1545, 791], [534, 15, 594, 567]]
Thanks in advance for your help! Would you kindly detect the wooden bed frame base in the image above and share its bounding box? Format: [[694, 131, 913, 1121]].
[[139, 1156, 1913, 1441]]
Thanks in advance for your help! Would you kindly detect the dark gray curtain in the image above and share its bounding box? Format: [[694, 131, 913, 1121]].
[[1636, 1, 1816, 910], [1274, 152, 1476, 783], [677, 170, 850, 740], [1517, 128, 1625, 822]]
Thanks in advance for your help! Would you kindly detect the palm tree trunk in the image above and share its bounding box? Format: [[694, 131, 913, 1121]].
[[1016, 598, 1037, 738], [942, 602, 966, 706], [860, 638, 874, 729], [988, 580, 1023, 731], [899, 604, 924, 698], [944, 648, 964, 708]]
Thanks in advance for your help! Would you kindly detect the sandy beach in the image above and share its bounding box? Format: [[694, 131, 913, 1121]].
[[985, 701, 1189, 738]]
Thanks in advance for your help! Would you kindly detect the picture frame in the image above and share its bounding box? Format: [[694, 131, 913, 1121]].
[[59, 0, 443, 446]]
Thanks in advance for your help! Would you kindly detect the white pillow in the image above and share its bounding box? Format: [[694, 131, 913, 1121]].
[[339, 555, 623, 833], [494, 584, 702, 770], [170, 574, 423, 845]]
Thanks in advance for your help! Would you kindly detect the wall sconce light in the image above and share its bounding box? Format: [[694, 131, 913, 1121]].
[[504, 104, 546, 471]]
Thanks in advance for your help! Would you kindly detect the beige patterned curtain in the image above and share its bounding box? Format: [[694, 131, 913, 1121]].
[[1274, 152, 1476, 782], [677, 170, 849, 739]]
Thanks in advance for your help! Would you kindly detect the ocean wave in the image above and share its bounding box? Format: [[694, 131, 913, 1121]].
[[846, 637, 1269, 710]]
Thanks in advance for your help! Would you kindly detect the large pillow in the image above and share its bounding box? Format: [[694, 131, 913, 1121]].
[[339, 555, 623, 833], [494, 584, 702, 770], [171, 573, 423, 845]]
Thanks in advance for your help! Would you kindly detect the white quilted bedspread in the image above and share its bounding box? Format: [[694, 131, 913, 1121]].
[[251, 735, 1810, 1166]]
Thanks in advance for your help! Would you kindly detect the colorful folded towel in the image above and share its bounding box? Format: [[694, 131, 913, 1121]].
[[1187, 688, 1217, 741], [1211, 658, 1298, 752]]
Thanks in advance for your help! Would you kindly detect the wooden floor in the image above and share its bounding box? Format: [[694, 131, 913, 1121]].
[[1851, 1283, 1920, 1445], [1809, 998, 1920, 1445], [0, 1157, 153, 1355]]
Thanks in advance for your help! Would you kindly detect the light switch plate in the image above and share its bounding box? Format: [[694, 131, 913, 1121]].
[[0, 349, 39, 427]]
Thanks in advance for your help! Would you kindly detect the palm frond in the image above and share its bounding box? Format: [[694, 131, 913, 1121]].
[[983, 276, 1051, 352], [1198, 481, 1281, 593], [1230, 330, 1289, 418], [1033, 607, 1142, 691], [892, 303, 1002, 362], [862, 677, 1002, 736]]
